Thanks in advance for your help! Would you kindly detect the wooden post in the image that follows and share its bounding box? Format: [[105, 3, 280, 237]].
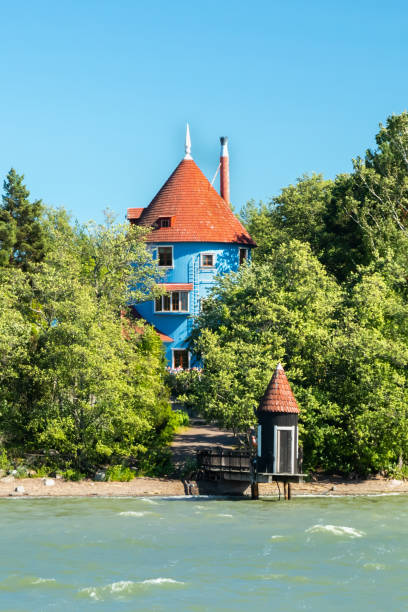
[[251, 483, 259, 500], [287, 482, 291, 500], [283, 481, 288, 500]]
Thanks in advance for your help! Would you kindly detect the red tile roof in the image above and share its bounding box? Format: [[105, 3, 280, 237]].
[[129, 307, 173, 342], [127, 207, 144, 220], [128, 159, 256, 246], [258, 363, 300, 414], [155, 329, 173, 343], [158, 283, 193, 291]]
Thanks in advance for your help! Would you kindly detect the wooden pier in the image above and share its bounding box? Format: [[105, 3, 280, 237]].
[[196, 449, 304, 499]]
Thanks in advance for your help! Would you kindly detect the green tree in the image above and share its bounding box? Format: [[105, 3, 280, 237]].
[[179, 243, 408, 475], [242, 114, 408, 284], [0, 169, 47, 270], [181, 241, 340, 435], [320, 113, 408, 281], [0, 270, 32, 434], [241, 174, 333, 263], [324, 269, 408, 473], [0, 213, 173, 473]]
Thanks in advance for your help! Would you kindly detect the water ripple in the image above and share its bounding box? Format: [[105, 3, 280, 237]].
[[79, 578, 185, 601], [306, 524, 365, 538]]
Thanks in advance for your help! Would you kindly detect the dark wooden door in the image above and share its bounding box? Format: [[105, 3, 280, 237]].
[[277, 429, 293, 473]]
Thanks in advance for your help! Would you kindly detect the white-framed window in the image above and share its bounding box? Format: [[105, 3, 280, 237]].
[[239, 248, 248, 265], [201, 252, 215, 267], [155, 291, 189, 313], [172, 349, 189, 369], [273, 425, 296, 474], [157, 245, 173, 267]]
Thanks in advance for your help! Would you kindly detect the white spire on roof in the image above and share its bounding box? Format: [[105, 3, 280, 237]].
[[184, 123, 192, 160], [276, 362, 284, 370]]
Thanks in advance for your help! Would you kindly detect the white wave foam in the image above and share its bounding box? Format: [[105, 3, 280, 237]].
[[140, 497, 159, 505], [270, 535, 285, 540], [141, 578, 184, 585], [306, 524, 365, 538], [218, 513, 233, 518], [110, 580, 134, 592], [294, 492, 404, 498], [118, 511, 150, 517], [363, 562, 386, 571], [360, 493, 401, 497], [157, 495, 216, 500], [80, 577, 184, 600], [32, 577, 56, 584], [80, 586, 102, 600]]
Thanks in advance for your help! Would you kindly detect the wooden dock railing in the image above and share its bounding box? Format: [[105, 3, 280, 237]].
[[196, 449, 251, 476]]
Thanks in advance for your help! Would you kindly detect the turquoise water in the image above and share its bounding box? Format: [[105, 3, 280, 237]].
[[0, 495, 407, 611]]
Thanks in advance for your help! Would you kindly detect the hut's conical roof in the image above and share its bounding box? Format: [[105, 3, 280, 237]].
[[258, 363, 300, 414]]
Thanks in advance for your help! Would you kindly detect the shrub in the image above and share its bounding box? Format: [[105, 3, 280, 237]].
[[153, 410, 190, 448], [180, 457, 198, 479], [106, 465, 134, 482], [14, 465, 29, 478], [0, 448, 10, 472], [62, 468, 85, 481], [138, 449, 173, 477], [383, 463, 408, 481], [171, 410, 190, 428], [34, 465, 50, 478]]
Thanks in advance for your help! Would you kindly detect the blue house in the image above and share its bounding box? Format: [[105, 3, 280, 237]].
[[128, 128, 255, 369]]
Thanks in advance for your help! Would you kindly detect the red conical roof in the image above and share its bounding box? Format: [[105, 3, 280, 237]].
[[129, 159, 255, 245], [258, 363, 300, 414]]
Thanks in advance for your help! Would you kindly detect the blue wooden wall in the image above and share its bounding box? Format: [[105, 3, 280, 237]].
[[135, 241, 251, 367]]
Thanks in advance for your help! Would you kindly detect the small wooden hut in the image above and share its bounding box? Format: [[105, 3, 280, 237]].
[[257, 363, 300, 475], [195, 362, 304, 499]]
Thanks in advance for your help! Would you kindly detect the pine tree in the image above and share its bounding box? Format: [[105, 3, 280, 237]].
[[0, 168, 47, 269]]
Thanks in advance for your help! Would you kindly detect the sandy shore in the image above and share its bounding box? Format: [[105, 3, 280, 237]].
[[0, 476, 186, 498], [262, 475, 408, 497], [1, 474, 408, 498]]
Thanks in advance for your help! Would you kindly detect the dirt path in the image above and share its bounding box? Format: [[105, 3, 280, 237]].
[[170, 417, 237, 466]]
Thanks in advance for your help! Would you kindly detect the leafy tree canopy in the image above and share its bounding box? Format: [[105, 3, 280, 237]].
[[182, 241, 340, 433], [0, 169, 47, 270], [0, 198, 173, 474], [181, 112, 408, 476]]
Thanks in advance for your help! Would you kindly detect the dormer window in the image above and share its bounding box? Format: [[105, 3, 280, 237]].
[[158, 217, 171, 228], [156, 216, 175, 228], [201, 253, 215, 267]]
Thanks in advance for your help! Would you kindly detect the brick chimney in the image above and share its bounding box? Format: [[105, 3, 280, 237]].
[[219, 136, 230, 204]]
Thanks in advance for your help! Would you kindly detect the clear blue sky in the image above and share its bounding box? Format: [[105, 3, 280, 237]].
[[1, 0, 408, 223]]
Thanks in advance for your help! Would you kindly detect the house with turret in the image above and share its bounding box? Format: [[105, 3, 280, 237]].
[[127, 127, 255, 369]]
